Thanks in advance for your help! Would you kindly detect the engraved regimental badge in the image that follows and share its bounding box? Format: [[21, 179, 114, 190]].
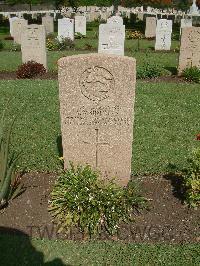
[[79, 66, 114, 103]]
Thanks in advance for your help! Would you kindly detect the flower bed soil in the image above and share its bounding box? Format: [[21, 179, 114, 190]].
[[0, 71, 188, 83], [0, 173, 199, 243]]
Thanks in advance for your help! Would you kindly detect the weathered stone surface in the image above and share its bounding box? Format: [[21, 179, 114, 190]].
[[145, 17, 156, 38], [58, 18, 74, 41], [21, 24, 47, 69], [178, 27, 200, 74], [155, 19, 172, 50], [58, 54, 136, 186], [75, 16, 86, 36], [42, 15, 54, 34], [98, 23, 125, 56], [12, 18, 28, 44]]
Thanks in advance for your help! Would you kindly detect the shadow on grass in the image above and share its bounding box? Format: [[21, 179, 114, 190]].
[[165, 66, 177, 75], [0, 227, 67, 266], [57, 135, 63, 158]]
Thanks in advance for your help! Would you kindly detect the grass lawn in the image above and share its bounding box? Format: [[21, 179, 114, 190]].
[[0, 234, 199, 265], [0, 48, 179, 74], [0, 23, 179, 72], [0, 80, 199, 175]]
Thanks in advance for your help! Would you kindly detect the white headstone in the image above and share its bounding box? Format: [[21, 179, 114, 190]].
[[107, 16, 123, 25], [155, 19, 172, 50], [180, 18, 192, 34], [58, 18, 74, 41], [98, 23, 125, 56], [42, 15, 54, 34], [75, 16, 86, 36], [190, 0, 199, 15], [21, 24, 47, 70], [145, 17, 157, 38], [9, 17, 18, 37], [12, 18, 28, 44]]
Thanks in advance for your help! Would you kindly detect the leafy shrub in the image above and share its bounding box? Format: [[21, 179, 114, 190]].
[[56, 37, 75, 50], [137, 63, 168, 79], [181, 148, 200, 208], [16, 61, 46, 79], [49, 163, 146, 237], [182, 66, 200, 83], [46, 36, 75, 51], [0, 40, 4, 50], [46, 38, 58, 51], [0, 106, 25, 209], [126, 30, 144, 40]]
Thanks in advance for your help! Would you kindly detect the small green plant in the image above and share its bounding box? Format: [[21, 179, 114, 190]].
[[0, 107, 25, 209], [16, 61, 46, 79], [137, 63, 167, 79], [10, 42, 21, 52], [57, 37, 75, 50], [49, 163, 146, 237], [182, 66, 200, 83], [181, 148, 200, 208]]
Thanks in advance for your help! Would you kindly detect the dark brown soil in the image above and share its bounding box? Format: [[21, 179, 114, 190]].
[[142, 75, 188, 83], [0, 71, 188, 83], [0, 173, 199, 243], [0, 71, 58, 80]]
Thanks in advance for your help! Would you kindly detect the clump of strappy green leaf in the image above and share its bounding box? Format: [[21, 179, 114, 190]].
[[0, 106, 25, 209], [49, 163, 146, 237]]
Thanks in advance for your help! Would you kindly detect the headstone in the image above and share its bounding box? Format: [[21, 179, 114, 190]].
[[145, 17, 157, 38], [178, 27, 200, 74], [21, 24, 47, 70], [9, 16, 18, 37], [189, 0, 199, 15], [58, 54, 136, 186], [107, 15, 123, 25], [98, 23, 125, 56], [180, 18, 192, 34], [137, 13, 144, 21], [155, 19, 172, 50], [58, 18, 74, 41], [75, 16, 86, 36], [101, 12, 109, 21], [12, 18, 28, 44], [42, 15, 54, 35], [90, 12, 100, 21]]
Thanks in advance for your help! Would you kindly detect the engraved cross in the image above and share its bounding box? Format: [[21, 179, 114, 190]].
[[83, 129, 109, 168]]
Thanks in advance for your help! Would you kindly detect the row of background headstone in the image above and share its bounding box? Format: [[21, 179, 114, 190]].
[[7, 14, 200, 76]]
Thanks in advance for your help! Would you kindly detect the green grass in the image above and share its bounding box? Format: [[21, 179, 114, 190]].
[[0, 48, 179, 73], [0, 234, 199, 265], [0, 80, 199, 175], [0, 24, 179, 73]]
